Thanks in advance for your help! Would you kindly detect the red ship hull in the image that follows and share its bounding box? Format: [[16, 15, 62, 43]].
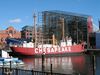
[[10, 44, 84, 56]]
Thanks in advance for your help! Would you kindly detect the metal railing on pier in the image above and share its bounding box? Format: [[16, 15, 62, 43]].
[[0, 67, 78, 75]]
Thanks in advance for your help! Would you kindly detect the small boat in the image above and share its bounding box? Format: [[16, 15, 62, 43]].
[[0, 58, 24, 68]]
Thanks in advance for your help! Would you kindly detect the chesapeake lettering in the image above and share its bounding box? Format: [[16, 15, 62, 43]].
[[35, 47, 71, 54]]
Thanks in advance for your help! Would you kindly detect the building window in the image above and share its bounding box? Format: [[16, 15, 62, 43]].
[[9, 30, 13, 34], [6, 31, 8, 34], [14, 31, 16, 34]]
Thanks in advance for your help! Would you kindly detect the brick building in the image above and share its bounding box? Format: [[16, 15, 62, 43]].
[[0, 26, 21, 43], [21, 25, 43, 43]]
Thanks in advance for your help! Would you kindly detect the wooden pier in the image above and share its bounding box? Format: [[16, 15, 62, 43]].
[[85, 49, 100, 55]]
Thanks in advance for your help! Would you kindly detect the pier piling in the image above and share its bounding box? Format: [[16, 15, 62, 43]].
[[50, 64, 52, 75]]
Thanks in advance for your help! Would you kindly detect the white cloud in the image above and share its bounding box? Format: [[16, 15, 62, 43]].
[[9, 18, 21, 23]]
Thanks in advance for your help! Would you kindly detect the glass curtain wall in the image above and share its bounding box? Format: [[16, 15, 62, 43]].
[[42, 11, 90, 45]]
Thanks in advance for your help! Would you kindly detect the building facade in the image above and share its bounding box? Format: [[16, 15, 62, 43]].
[[21, 25, 43, 43], [0, 26, 21, 42], [21, 26, 33, 40], [0, 26, 21, 48], [42, 10, 93, 46]]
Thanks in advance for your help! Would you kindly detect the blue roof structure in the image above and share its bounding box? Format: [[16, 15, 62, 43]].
[[6, 38, 23, 45]]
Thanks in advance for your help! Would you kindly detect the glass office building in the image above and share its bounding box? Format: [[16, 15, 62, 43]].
[[42, 10, 93, 46]]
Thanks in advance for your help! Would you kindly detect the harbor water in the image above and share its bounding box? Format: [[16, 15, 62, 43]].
[[17, 54, 96, 75]]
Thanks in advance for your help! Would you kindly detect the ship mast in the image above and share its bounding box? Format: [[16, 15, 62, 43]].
[[33, 13, 37, 47], [61, 18, 65, 41]]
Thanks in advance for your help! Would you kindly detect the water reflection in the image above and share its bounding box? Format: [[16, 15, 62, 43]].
[[20, 54, 93, 75]]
